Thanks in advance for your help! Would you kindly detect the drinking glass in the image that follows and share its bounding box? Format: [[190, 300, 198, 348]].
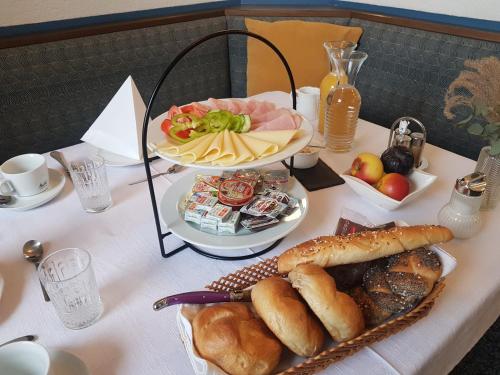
[[38, 248, 103, 330], [69, 156, 112, 212]]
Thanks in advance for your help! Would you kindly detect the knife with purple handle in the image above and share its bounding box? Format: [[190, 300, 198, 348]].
[[153, 290, 252, 311]]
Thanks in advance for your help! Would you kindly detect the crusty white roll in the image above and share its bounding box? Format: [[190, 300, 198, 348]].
[[278, 225, 453, 273], [193, 303, 282, 375], [289, 264, 365, 342], [251, 277, 324, 357]]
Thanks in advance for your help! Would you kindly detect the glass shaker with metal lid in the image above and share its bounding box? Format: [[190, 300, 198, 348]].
[[438, 172, 487, 239]]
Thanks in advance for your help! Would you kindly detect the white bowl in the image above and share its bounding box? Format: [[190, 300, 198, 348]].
[[285, 147, 320, 169], [341, 169, 437, 210]]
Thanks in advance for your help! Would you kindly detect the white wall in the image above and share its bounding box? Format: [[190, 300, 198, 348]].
[[0, 0, 220, 27], [340, 0, 500, 22]]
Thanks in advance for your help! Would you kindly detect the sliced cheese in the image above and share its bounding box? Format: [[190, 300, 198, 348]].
[[158, 133, 217, 164], [238, 133, 279, 158], [244, 130, 300, 150], [213, 130, 255, 166], [199, 132, 225, 162]]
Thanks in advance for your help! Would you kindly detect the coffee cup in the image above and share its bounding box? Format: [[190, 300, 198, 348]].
[[0, 154, 49, 197], [293, 86, 320, 124], [0, 341, 50, 375]]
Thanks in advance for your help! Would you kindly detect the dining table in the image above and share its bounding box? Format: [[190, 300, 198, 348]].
[[0, 91, 499, 375]]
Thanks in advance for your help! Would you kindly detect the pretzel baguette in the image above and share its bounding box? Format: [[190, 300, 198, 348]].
[[277, 225, 453, 274]]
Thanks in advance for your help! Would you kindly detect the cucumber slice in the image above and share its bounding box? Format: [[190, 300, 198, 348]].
[[240, 115, 251, 133]]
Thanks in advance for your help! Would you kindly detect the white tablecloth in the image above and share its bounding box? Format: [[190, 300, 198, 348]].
[[0, 92, 499, 374]]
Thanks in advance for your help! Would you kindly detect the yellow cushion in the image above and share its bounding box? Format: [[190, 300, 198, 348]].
[[245, 18, 363, 96]]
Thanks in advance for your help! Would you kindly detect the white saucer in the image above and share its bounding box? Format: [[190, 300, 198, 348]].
[[0, 169, 65, 211], [48, 349, 89, 375]]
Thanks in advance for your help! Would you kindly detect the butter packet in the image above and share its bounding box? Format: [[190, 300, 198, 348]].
[[218, 211, 241, 234]]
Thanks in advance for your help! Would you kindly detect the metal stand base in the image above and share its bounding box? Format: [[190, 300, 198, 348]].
[[160, 231, 283, 260]]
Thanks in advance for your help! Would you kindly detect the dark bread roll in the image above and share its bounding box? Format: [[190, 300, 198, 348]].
[[326, 261, 370, 291], [363, 264, 415, 314], [350, 287, 392, 326], [385, 247, 442, 301], [193, 303, 282, 375]]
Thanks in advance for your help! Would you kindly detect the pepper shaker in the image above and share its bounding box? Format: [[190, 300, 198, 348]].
[[438, 172, 487, 239]]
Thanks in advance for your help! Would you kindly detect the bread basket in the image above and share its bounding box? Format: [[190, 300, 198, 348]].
[[178, 240, 455, 375]]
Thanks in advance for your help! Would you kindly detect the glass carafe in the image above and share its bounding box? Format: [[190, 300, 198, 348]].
[[324, 50, 367, 152], [318, 41, 356, 134]]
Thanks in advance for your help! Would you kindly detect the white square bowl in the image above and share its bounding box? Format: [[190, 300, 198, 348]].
[[340, 169, 437, 210]]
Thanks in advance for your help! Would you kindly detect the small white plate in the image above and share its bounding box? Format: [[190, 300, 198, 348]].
[[159, 170, 309, 250], [0, 169, 65, 211], [341, 169, 437, 211], [48, 349, 89, 375]]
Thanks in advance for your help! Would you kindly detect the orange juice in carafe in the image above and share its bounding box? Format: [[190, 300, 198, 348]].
[[319, 41, 356, 134]]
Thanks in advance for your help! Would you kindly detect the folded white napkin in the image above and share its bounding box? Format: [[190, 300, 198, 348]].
[[81, 76, 147, 160]]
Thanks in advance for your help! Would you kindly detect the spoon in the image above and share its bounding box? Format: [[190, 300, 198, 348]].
[[22, 240, 50, 302], [0, 335, 37, 348], [49, 151, 72, 181]]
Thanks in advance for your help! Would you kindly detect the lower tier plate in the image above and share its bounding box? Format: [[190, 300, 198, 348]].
[[159, 170, 309, 250]]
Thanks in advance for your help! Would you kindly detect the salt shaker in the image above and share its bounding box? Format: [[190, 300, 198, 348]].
[[438, 172, 487, 239]]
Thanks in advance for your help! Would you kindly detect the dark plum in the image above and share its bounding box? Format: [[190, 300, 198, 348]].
[[381, 146, 414, 175]]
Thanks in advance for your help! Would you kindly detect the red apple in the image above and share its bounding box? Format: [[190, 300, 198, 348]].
[[376, 173, 410, 201], [351, 153, 384, 185]]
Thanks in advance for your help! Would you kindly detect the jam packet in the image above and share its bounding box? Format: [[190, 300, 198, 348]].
[[261, 170, 289, 192], [241, 216, 279, 231], [240, 196, 287, 218]]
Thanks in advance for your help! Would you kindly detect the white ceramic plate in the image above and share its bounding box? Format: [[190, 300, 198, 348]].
[[148, 105, 314, 171], [48, 349, 89, 375], [159, 170, 309, 250], [0, 169, 65, 211], [341, 169, 437, 211]]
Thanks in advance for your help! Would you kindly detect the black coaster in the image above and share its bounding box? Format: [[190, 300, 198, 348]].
[[287, 158, 345, 191]]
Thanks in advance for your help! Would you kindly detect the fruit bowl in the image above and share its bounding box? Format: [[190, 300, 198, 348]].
[[340, 169, 437, 210]]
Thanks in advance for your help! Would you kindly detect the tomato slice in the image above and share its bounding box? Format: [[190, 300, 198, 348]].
[[180, 104, 194, 114], [161, 118, 172, 134], [175, 129, 191, 139]]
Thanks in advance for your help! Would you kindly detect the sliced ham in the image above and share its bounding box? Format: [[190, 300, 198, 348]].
[[186, 98, 301, 131]]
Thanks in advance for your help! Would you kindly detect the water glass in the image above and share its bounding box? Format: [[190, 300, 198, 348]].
[[38, 248, 103, 330], [69, 156, 112, 212]]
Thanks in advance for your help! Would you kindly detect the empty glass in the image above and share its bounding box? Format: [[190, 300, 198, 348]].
[[38, 248, 103, 329], [69, 156, 112, 212]]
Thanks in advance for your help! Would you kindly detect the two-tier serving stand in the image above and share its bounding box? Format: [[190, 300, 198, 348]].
[[141, 30, 302, 261]]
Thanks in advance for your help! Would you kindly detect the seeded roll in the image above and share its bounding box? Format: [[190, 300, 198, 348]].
[[278, 225, 453, 274]]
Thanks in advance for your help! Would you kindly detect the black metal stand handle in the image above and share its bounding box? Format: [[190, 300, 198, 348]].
[[141, 29, 297, 260]]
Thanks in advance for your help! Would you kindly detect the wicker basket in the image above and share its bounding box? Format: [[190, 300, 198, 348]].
[[206, 256, 445, 375]]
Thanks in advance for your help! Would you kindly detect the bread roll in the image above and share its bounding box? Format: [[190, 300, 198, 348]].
[[278, 225, 453, 273], [363, 264, 415, 313], [251, 277, 324, 357], [193, 303, 282, 375], [289, 264, 365, 342], [350, 287, 392, 326], [385, 247, 442, 301]]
